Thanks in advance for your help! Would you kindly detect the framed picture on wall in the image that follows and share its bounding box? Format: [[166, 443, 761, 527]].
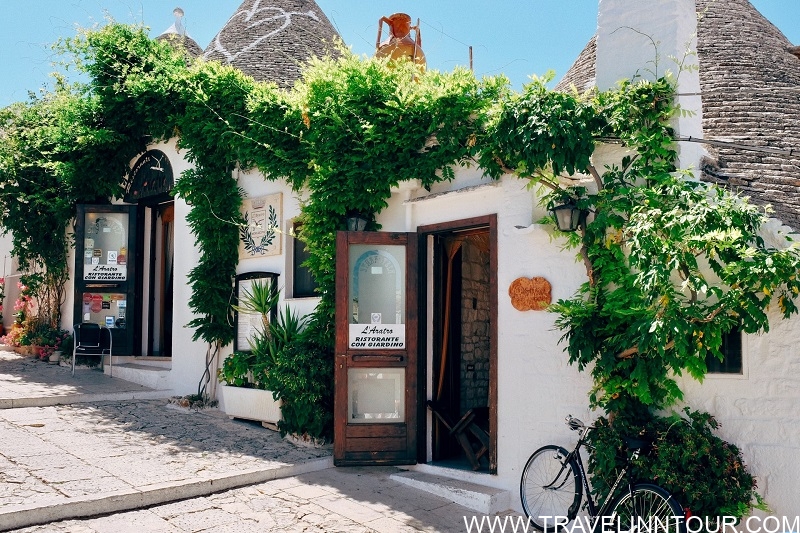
[[233, 271, 279, 353], [239, 193, 282, 259]]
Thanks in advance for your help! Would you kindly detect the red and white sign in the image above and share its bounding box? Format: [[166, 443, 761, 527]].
[[91, 294, 103, 314]]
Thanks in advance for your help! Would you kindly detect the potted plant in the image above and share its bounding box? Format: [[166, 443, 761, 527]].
[[218, 348, 283, 427], [35, 328, 72, 364], [218, 280, 306, 428]]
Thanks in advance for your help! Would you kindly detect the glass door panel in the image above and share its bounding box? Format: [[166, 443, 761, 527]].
[[79, 292, 127, 329], [347, 244, 406, 350], [348, 368, 406, 423], [83, 212, 129, 282], [74, 205, 137, 355]]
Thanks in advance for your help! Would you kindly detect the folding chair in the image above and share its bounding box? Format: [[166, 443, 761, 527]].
[[72, 323, 112, 377], [427, 400, 490, 470]]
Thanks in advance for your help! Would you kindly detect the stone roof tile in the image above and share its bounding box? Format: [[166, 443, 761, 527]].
[[203, 0, 341, 88], [696, 0, 800, 228]]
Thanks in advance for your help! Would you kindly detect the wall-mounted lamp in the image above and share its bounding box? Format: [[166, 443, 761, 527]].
[[550, 201, 582, 232], [346, 213, 369, 231]]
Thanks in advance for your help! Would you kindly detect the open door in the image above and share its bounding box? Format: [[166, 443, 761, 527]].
[[419, 215, 498, 474], [334, 231, 418, 465]]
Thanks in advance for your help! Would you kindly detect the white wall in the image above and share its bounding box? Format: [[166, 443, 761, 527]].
[[596, 0, 704, 168], [678, 308, 800, 517], [374, 168, 595, 502], [148, 141, 206, 395], [235, 167, 319, 315]]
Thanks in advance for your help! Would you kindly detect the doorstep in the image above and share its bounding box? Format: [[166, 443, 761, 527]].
[[390, 469, 511, 514], [108, 359, 171, 390]]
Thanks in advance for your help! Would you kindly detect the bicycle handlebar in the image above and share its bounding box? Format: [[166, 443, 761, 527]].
[[565, 414, 594, 432]]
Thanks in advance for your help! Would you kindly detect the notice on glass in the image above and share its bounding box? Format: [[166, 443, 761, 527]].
[[236, 311, 262, 352], [348, 324, 405, 349], [84, 264, 127, 281]]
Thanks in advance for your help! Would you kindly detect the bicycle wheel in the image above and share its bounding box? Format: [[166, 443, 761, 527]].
[[607, 483, 686, 533], [520, 445, 582, 530]]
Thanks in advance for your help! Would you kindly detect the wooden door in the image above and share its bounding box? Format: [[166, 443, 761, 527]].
[[334, 231, 418, 465]]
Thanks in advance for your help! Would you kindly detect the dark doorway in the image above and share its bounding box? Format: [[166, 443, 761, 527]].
[[419, 216, 497, 473], [140, 201, 174, 356]]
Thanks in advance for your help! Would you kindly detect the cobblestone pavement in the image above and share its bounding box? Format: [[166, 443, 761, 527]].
[[0, 397, 331, 528], [9, 466, 509, 533], [0, 349, 515, 532], [0, 351, 163, 408]]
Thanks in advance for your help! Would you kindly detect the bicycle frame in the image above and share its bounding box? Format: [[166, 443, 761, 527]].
[[563, 427, 640, 519]]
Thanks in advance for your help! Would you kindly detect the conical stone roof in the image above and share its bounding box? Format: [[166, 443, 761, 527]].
[[204, 0, 341, 87], [157, 33, 204, 59], [156, 8, 204, 59], [558, 0, 800, 228], [695, 0, 800, 229]]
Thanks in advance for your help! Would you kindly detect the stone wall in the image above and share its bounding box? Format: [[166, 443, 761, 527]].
[[460, 237, 491, 416]]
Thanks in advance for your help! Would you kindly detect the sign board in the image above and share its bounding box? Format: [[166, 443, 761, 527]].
[[348, 324, 406, 349], [124, 149, 174, 202], [239, 193, 282, 259], [84, 264, 127, 281]]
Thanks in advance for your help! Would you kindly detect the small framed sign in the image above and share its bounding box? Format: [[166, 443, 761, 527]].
[[239, 193, 282, 259], [233, 271, 280, 353]]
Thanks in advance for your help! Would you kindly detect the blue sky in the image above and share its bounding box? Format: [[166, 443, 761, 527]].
[[1, 1, 799, 107]]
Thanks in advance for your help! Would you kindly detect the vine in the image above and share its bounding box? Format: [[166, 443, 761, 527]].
[[238, 50, 506, 346], [0, 79, 131, 331], [483, 73, 793, 517]]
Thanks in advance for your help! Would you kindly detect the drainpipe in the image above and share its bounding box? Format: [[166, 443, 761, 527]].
[[395, 180, 420, 232]]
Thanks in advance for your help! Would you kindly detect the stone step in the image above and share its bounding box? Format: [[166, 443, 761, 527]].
[[110, 362, 171, 390], [390, 470, 511, 514], [110, 356, 172, 368]]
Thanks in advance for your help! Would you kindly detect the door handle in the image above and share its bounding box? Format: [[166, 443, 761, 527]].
[[351, 354, 404, 362]]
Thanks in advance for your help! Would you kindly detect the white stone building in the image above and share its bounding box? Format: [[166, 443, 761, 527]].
[[2, 0, 799, 517]]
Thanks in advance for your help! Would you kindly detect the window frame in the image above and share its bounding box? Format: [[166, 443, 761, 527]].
[[704, 328, 747, 378], [289, 220, 319, 299]]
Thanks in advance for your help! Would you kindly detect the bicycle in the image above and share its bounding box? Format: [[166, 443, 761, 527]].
[[519, 415, 686, 533]]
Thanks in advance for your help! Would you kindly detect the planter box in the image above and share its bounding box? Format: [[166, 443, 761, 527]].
[[219, 384, 282, 428]]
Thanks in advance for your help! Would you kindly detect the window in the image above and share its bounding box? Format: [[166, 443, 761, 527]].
[[705, 329, 742, 374], [292, 222, 318, 298]]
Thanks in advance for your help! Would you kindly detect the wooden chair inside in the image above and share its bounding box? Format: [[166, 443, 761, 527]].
[[427, 400, 490, 470]]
